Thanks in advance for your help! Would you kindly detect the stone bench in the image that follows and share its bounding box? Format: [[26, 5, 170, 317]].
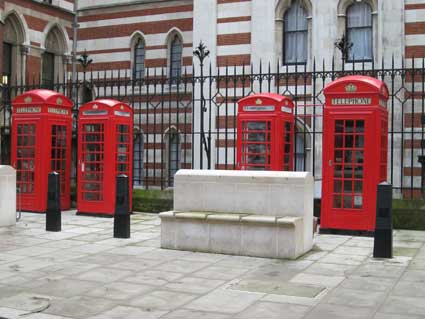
[[160, 170, 314, 259]]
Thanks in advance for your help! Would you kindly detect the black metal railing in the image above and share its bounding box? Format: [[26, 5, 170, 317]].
[[1, 56, 425, 199]]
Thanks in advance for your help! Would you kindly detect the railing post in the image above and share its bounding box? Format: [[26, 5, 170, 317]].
[[46, 171, 61, 232], [114, 174, 130, 238], [373, 182, 393, 258]]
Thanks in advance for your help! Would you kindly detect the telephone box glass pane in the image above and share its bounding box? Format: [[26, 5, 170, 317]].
[[241, 121, 272, 170], [116, 125, 130, 177], [81, 124, 104, 201], [16, 124, 36, 194], [283, 122, 292, 170], [51, 125, 67, 194], [332, 119, 365, 210]]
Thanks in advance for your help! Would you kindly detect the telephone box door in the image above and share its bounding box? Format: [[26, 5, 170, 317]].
[[13, 121, 39, 210], [49, 121, 71, 209], [238, 119, 274, 170], [79, 120, 111, 213], [322, 113, 374, 230]]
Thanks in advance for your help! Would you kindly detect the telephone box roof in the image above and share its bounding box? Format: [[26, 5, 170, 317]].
[[12, 89, 73, 107], [238, 93, 294, 106], [324, 75, 389, 99]]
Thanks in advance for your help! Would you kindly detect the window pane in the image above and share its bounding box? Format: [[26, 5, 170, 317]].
[[3, 42, 12, 80], [284, 1, 308, 64], [284, 31, 307, 64], [134, 39, 145, 79], [347, 3, 373, 61], [284, 1, 308, 31], [170, 36, 182, 79], [42, 52, 55, 89], [347, 3, 372, 28]]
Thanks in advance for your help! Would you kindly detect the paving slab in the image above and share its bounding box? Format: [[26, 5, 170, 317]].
[[234, 301, 309, 319], [76, 267, 134, 283], [88, 306, 167, 319], [184, 289, 264, 314], [290, 273, 346, 288], [303, 303, 375, 319], [125, 269, 184, 286], [31, 278, 99, 298], [127, 289, 197, 310], [325, 287, 386, 307], [159, 309, 230, 319], [164, 276, 226, 294], [392, 280, 425, 297], [380, 295, 425, 316], [84, 281, 155, 300], [44, 296, 116, 319], [340, 275, 396, 292]]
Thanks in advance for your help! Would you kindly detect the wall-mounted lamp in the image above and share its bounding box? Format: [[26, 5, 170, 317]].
[[1, 75, 8, 86]]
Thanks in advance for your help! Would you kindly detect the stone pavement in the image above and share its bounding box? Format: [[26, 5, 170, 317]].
[[0, 211, 424, 319]]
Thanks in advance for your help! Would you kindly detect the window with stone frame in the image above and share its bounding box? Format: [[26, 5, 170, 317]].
[[283, 0, 308, 64], [346, 2, 373, 62], [133, 38, 145, 80], [42, 25, 68, 87], [169, 35, 182, 81]]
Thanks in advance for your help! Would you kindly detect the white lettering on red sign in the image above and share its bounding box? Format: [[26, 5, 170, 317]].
[[243, 105, 275, 112], [48, 108, 69, 115], [331, 98, 371, 105], [114, 110, 130, 117], [16, 107, 41, 113], [281, 106, 292, 113]]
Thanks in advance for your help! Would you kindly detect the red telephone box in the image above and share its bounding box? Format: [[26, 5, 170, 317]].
[[321, 76, 389, 232], [237, 93, 294, 171], [11, 89, 73, 212], [77, 99, 133, 216]]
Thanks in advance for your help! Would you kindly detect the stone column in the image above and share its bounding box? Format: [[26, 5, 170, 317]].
[[192, 0, 217, 169], [251, 0, 275, 70], [20, 45, 29, 85]]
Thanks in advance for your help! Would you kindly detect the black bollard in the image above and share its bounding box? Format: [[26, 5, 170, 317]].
[[46, 171, 61, 232], [114, 174, 130, 238], [373, 182, 393, 258]]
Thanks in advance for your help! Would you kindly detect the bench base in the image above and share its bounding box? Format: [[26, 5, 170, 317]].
[[159, 211, 309, 259]]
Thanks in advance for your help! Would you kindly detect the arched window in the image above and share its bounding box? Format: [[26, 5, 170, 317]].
[[133, 38, 145, 79], [42, 25, 67, 88], [169, 35, 182, 80], [3, 12, 26, 85], [133, 131, 144, 186], [346, 2, 373, 61], [283, 0, 308, 64], [168, 131, 180, 186]]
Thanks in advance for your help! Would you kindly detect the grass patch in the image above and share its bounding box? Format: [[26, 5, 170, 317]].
[[133, 188, 173, 213]]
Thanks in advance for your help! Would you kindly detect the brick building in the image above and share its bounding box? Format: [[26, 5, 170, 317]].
[[1, 0, 425, 195], [0, 0, 74, 86]]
